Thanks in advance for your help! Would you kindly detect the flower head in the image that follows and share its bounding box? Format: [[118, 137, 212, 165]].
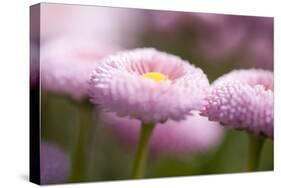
[[101, 111, 223, 156], [40, 142, 70, 184], [41, 36, 120, 100], [89, 48, 209, 123], [201, 69, 273, 139]]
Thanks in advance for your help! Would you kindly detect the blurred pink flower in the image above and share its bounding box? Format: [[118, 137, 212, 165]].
[[149, 11, 273, 68], [245, 33, 273, 70], [150, 11, 228, 33], [40, 3, 145, 47], [41, 36, 120, 100], [149, 12, 189, 31], [89, 48, 209, 123], [101, 111, 223, 156], [195, 16, 247, 60], [40, 142, 70, 184], [150, 12, 246, 59], [201, 69, 273, 139], [30, 42, 39, 88]]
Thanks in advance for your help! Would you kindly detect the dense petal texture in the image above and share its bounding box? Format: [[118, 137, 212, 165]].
[[213, 69, 273, 90], [40, 142, 70, 184], [41, 36, 120, 100], [89, 48, 209, 123], [101, 111, 223, 156], [201, 69, 273, 139]]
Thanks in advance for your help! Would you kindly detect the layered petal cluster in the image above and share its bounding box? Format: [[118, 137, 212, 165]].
[[89, 48, 209, 123], [213, 69, 273, 90], [201, 69, 273, 139], [40, 142, 70, 184], [41, 36, 120, 100], [101, 111, 223, 156]]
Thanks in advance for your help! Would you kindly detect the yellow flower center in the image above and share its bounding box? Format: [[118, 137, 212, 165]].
[[142, 72, 167, 83]]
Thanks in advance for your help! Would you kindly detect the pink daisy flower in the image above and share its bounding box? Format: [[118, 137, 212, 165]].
[[201, 69, 273, 139], [101, 111, 224, 156], [40, 142, 70, 185], [41, 36, 120, 100], [89, 48, 209, 123]]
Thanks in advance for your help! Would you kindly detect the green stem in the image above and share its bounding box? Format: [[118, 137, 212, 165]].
[[131, 123, 155, 179], [247, 134, 265, 171], [69, 102, 94, 182]]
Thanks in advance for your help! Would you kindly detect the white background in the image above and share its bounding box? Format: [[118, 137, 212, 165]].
[[0, 0, 280, 187]]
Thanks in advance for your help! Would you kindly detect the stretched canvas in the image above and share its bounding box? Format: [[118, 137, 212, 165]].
[[30, 2, 274, 185]]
